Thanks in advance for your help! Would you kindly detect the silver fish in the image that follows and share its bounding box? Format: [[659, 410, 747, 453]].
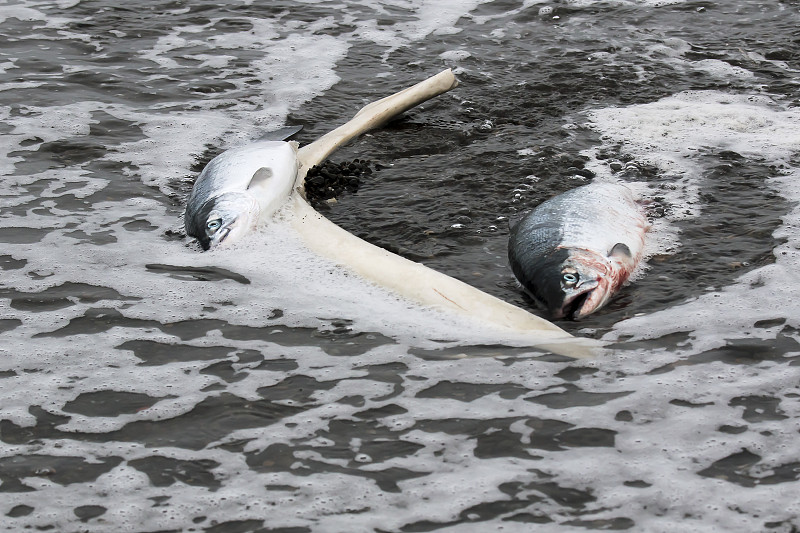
[[508, 182, 648, 319], [184, 126, 302, 250]]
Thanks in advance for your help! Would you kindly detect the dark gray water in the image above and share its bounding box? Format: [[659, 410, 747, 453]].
[[1, 1, 799, 531]]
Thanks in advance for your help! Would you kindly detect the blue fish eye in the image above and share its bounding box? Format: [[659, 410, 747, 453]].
[[562, 273, 579, 286], [206, 218, 222, 232]]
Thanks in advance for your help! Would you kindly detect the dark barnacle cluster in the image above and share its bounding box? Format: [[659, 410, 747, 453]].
[[304, 159, 377, 208]]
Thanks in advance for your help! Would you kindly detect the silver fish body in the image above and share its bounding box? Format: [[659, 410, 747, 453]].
[[508, 182, 648, 319], [184, 127, 301, 250]]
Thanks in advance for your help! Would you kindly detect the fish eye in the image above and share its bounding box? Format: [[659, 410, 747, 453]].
[[206, 218, 222, 233], [562, 272, 579, 287]]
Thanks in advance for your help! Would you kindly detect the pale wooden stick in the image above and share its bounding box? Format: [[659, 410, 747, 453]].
[[290, 69, 599, 358]]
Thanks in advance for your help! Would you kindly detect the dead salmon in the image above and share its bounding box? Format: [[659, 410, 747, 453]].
[[508, 182, 648, 319]]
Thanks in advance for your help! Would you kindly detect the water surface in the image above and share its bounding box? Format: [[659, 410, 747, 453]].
[[1, 0, 799, 531]]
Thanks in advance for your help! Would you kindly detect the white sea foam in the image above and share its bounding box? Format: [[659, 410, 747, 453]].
[[400, 0, 489, 39], [5, 101, 94, 141], [0, 5, 71, 26], [585, 90, 800, 220], [439, 49, 472, 63], [567, 0, 690, 5], [589, 92, 800, 165], [693, 58, 756, 79]]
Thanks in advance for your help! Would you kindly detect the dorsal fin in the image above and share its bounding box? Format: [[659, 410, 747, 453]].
[[258, 125, 303, 141], [247, 167, 273, 190]]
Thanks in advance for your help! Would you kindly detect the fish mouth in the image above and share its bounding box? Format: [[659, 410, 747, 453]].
[[561, 290, 592, 320], [206, 227, 231, 250], [559, 283, 599, 320], [216, 227, 232, 244]]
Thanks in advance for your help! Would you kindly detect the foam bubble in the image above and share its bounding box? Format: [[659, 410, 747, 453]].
[[693, 58, 756, 79], [439, 50, 472, 63], [6, 102, 94, 141], [0, 6, 53, 25]]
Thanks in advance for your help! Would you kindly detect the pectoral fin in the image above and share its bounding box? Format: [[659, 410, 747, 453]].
[[247, 167, 273, 191], [609, 242, 635, 270], [609, 243, 631, 258]]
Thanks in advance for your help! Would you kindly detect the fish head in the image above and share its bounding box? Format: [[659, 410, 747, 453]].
[[532, 249, 614, 320], [185, 192, 260, 250]]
